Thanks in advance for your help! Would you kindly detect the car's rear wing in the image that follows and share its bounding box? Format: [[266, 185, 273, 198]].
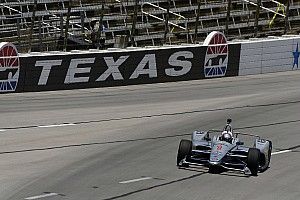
[[208, 129, 261, 139], [234, 132, 261, 139]]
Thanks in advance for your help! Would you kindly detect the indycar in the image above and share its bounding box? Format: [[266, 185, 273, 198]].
[[177, 119, 272, 176]]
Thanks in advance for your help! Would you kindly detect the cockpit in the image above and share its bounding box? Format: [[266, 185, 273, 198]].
[[220, 118, 233, 143]]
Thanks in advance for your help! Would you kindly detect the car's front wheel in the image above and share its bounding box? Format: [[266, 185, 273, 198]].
[[247, 148, 260, 176], [177, 139, 192, 167]]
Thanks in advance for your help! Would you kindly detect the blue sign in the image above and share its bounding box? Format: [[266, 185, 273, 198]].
[[293, 43, 299, 69]]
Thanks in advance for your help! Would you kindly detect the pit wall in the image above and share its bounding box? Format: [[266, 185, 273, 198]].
[[238, 36, 300, 75]]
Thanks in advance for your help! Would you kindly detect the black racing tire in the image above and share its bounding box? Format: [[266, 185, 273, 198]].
[[247, 148, 260, 176], [177, 139, 192, 167], [268, 141, 272, 163]]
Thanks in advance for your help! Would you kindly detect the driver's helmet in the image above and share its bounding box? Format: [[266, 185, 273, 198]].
[[221, 131, 232, 143]]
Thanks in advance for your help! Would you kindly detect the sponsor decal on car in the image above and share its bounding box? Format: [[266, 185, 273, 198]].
[[217, 144, 223, 151]]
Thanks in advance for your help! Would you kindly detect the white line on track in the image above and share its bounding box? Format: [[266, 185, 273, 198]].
[[119, 177, 153, 184], [271, 150, 292, 155], [38, 123, 76, 128], [0, 129, 5, 132], [24, 193, 58, 200]]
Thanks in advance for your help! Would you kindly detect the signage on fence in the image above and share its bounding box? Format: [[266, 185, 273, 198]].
[[0, 42, 20, 92], [293, 43, 299, 70], [203, 31, 228, 78], [1, 31, 241, 93], [18, 44, 240, 92]]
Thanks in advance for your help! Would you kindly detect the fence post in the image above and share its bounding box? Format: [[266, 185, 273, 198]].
[[284, 0, 290, 34], [194, 0, 201, 43], [64, 0, 72, 51], [254, 0, 261, 37], [164, 0, 170, 44], [38, 16, 42, 51], [28, 0, 37, 53], [225, 0, 231, 35], [96, 0, 105, 49], [130, 0, 139, 47], [17, 18, 21, 49], [81, 11, 85, 36], [60, 13, 64, 37]]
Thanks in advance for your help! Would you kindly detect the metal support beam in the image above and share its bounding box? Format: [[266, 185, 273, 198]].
[[254, 0, 261, 37], [225, 0, 231, 35], [164, 0, 170, 44], [194, 0, 201, 43], [63, 0, 72, 51], [130, 0, 139, 47], [28, 0, 37, 53], [96, 0, 105, 49], [242, 0, 285, 17], [284, 0, 290, 34]]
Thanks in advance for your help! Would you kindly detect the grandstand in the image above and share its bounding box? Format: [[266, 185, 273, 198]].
[[0, 0, 299, 53]]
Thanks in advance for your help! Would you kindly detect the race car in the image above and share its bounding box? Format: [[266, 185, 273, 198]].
[[177, 119, 272, 176]]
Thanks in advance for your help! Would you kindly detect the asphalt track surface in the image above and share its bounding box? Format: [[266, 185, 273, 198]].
[[0, 71, 299, 200]]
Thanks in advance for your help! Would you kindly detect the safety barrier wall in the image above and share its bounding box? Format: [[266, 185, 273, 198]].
[[239, 36, 300, 75], [0, 31, 241, 93], [14, 44, 240, 92], [1, 32, 300, 93]]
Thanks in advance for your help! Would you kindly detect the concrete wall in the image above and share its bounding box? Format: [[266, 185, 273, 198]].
[[239, 36, 300, 75], [1, 32, 300, 93]]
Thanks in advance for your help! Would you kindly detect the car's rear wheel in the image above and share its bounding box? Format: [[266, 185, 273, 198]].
[[247, 148, 260, 176], [177, 139, 192, 167]]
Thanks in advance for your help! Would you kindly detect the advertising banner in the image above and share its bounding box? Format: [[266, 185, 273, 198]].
[[1, 31, 241, 93]]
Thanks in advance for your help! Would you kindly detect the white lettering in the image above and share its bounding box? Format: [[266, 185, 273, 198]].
[[35, 60, 62, 85], [130, 54, 157, 79], [165, 51, 193, 76], [64, 58, 95, 84], [96, 56, 129, 81]]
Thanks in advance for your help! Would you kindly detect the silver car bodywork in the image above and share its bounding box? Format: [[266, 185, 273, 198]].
[[178, 130, 272, 175]]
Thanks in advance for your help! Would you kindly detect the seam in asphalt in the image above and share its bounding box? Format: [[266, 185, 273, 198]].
[[1, 100, 299, 131], [0, 119, 299, 155]]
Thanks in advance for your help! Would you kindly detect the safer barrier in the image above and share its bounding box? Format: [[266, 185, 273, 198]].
[[1, 32, 299, 93], [0, 31, 241, 93], [238, 35, 300, 75]]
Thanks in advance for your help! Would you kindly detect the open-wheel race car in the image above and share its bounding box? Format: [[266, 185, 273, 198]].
[[177, 119, 272, 176]]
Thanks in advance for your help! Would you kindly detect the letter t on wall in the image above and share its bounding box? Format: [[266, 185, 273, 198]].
[[35, 60, 62, 85]]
